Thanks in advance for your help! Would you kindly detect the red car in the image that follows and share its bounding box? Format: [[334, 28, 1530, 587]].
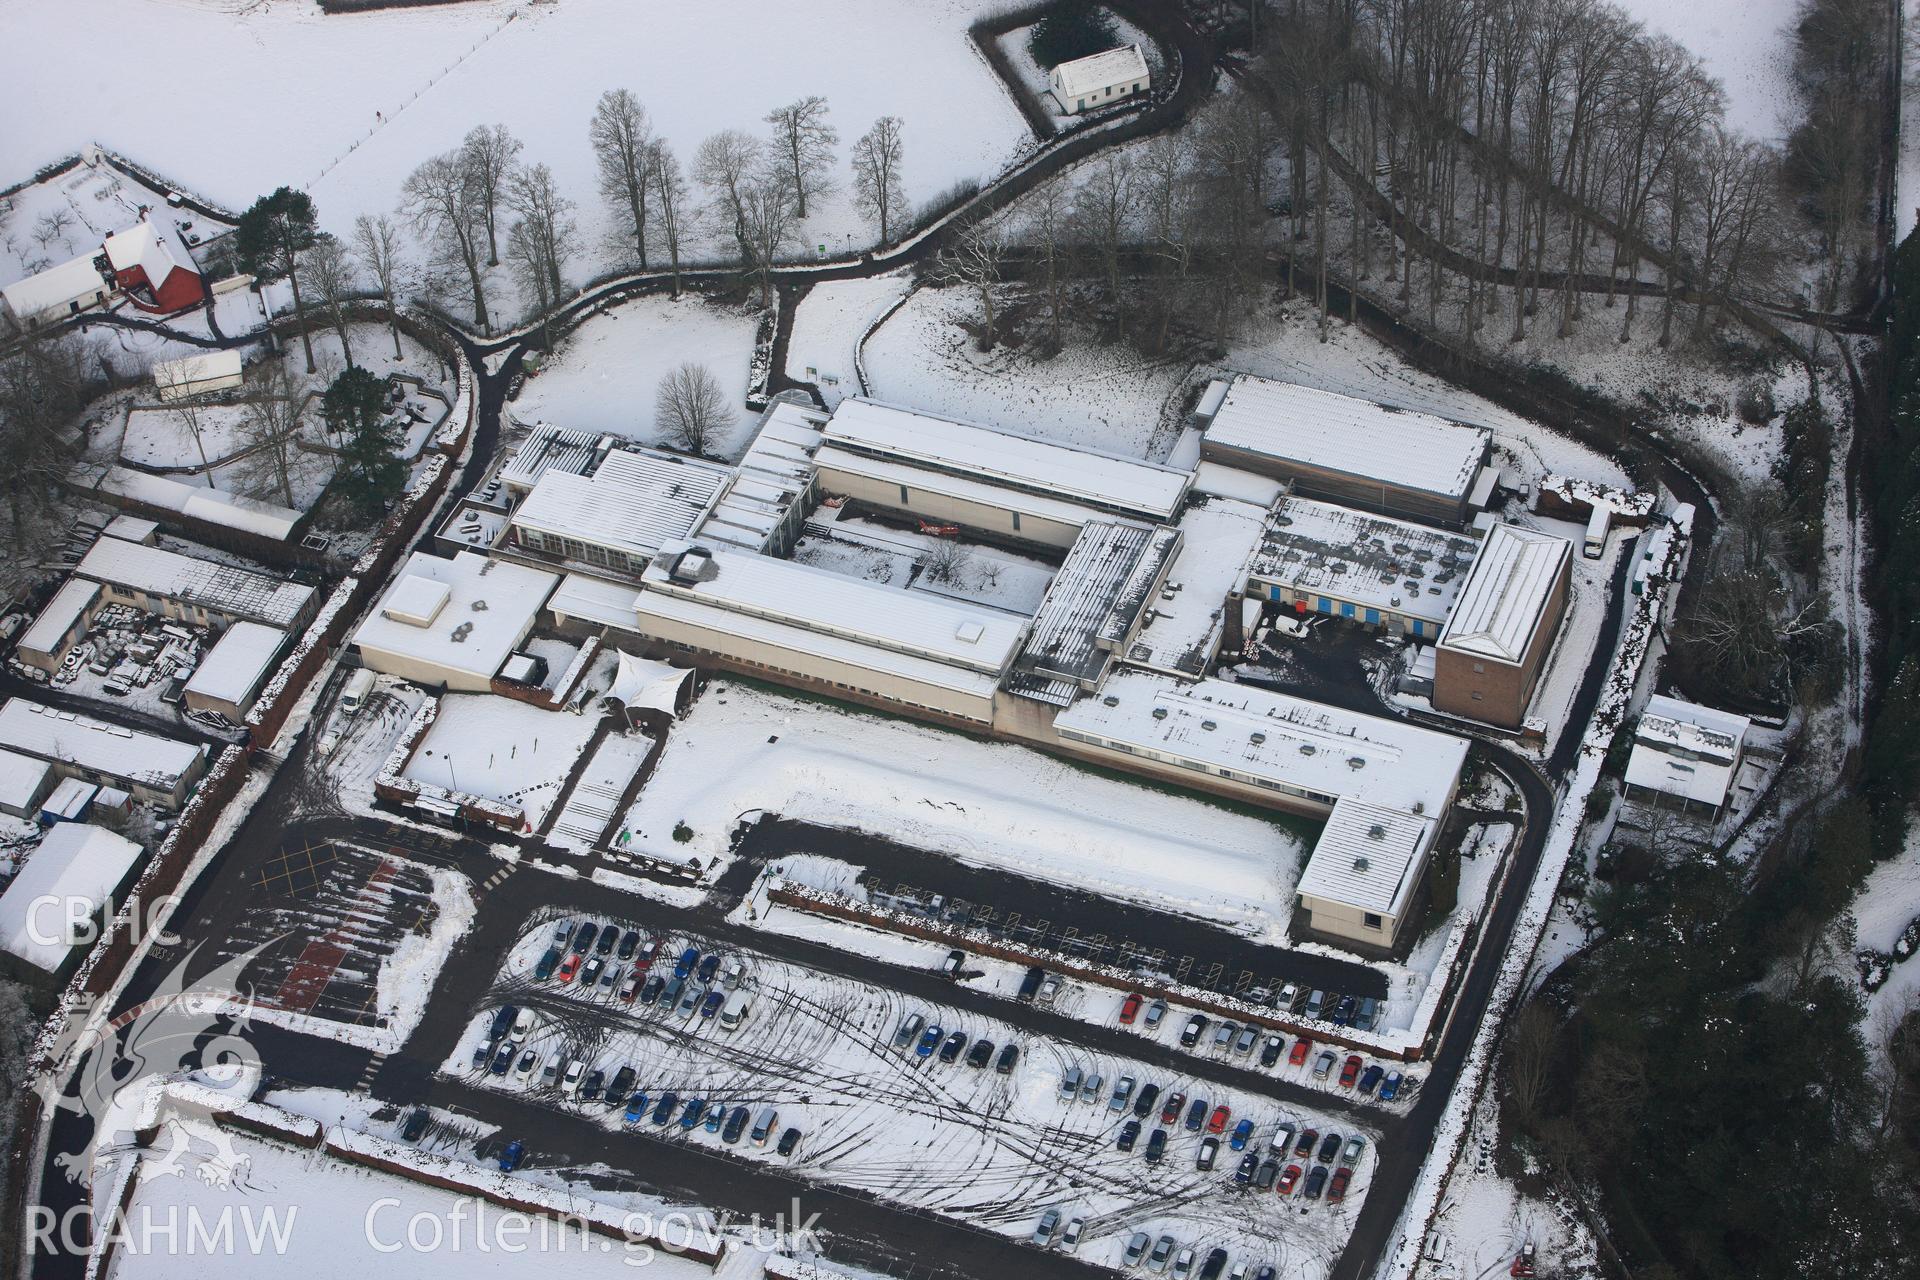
[[1328, 1166, 1353, 1202], [631, 940, 659, 975], [1119, 992, 1144, 1025], [1160, 1091, 1186, 1125], [1206, 1105, 1231, 1134], [1339, 1054, 1364, 1088], [1277, 1163, 1303, 1195], [1289, 1037, 1312, 1067], [1293, 1127, 1318, 1158], [556, 953, 582, 984]]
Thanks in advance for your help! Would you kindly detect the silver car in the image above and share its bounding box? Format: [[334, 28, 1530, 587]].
[[1031, 1208, 1061, 1247]]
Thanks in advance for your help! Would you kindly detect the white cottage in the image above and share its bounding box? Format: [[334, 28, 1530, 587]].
[[1049, 44, 1151, 115]]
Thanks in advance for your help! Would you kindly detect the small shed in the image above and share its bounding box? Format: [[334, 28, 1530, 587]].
[[39, 777, 99, 825], [153, 350, 243, 402], [1049, 44, 1151, 115]]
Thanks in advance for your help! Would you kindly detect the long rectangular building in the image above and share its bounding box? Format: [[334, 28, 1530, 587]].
[[1433, 522, 1573, 728], [1245, 496, 1482, 638], [76, 536, 314, 630], [1199, 375, 1491, 526], [504, 447, 732, 578], [0, 697, 207, 809]]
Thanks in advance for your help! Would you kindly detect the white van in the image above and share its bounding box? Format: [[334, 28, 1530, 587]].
[[719, 990, 752, 1030], [341, 668, 375, 716]]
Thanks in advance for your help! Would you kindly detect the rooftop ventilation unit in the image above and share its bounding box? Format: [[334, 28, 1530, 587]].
[[1347, 756, 1366, 769], [1151, 707, 1168, 719], [1249, 732, 1266, 745], [1367, 824, 1386, 840], [1201, 720, 1217, 731], [1298, 743, 1316, 756], [1353, 856, 1371, 872], [1103, 695, 1120, 707]]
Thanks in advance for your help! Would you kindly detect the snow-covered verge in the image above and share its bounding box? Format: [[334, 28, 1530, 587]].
[[1853, 824, 1920, 1029], [785, 274, 915, 407]]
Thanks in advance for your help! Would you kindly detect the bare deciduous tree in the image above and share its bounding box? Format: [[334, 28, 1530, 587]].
[[1021, 176, 1071, 350], [506, 162, 578, 305], [1071, 150, 1135, 305], [1504, 1002, 1560, 1133], [402, 152, 492, 331], [296, 234, 360, 368], [921, 538, 974, 586], [932, 220, 1004, 347], [738, 172, 796, 307], [589, 89, 654, 269], [0, 335, 90, 557], [30, 210, 71, 252], [647, 141, 690, 298], [351, 213, 409, 360], [653, 362, 732, 456], [850, 116, 906, 247], [233, 360, 307, 509], [693, 130, 763, 262], [765, 95, 838, 219], [459, 124, 522, 266]]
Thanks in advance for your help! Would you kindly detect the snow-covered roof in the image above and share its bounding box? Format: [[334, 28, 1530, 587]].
[[1056, 669, 1468, 815], [1050, 43, 1150, 97], [606, 652, 693, 714], [1535, 472, 1657, 519], [546, 572, 644, 630], [1437, 523, 1572, 664], [1, 253, 110, 320], [1019, 521, 1176, 687], [0, 698, 206, 791], [76, 536, 312, 627], [92, 466, 302, 540], [103, 515, 158, 543], [0, 749, 51, 813], [183, 621, 286, 707], [1247, 496, 1483, 627], [814, 445, 1125, 530], [103, 218, 198, 287], [352, 551, 559, 682], [644, 546, 1025, 677], [40, 777, 95, 821], [0, 823, 144, 971], [823, 397, 1191, 523], [693, 402, 824, 551], [1125, 497, 1268, 676], [1202, 375, 1490, 503], [152, 350, 242, 396], [1295, 797, 1436, 919], [18, 578, 101, 657], [497, 423, 606, 491], [1625, 694, 1750, 808], [510, 447, 731, 566]]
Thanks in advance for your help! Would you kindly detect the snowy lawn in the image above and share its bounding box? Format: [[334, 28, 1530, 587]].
[[513, 295, 763, 459], [0, 159, 221, 288], [452, 915, 1379, 1279], [784, 274, 915, 407], [404, 695, 598, 829], [621, 681, 1310, 942]]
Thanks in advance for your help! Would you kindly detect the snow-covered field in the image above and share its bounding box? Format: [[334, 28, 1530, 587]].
[[404, 695, 598, 829], [620, 681, 1309, 941], [453, 915, 1376, 1278], [512, 295, 763, 458], [1612, 0, 1798, 140]]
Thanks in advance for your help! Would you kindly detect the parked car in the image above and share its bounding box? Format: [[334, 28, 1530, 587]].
[[639, 975, 665, 1005], [1339, 1055, 1363, 1088], [1304, 989, 1326, 1018], [1032, 1209, 1061, 1247], [581, 1070, 604, 1102], [1200, 1247, 1228, 1280], [1234, 1153, 1258, 1185], [1254, 1158, 1279, 1190], [1343, 1135, 1366, 1164], [540, 1057, 560, 1087], [776, 1127, 801, 1157], [966, 1038, 994, 1068], [1180, 1015, 1209, 1047], [704, 1104, 726, 1134], [677, 981, 702, 1013], [534, 948, 561, 981], [996, 1043, 1020, 1074], [497, 1140, 525, 1172], [401, 1108, 429, 1143], [697, 953, 720, 984], [580, 956, 604, 989], [1213, 1020, 1235, 1050], [513, 1050, 539, 1082], [1184, 1098, 1207, 1132], [1037, 973, 1062, 1004], [618, 971, 642, 1002], [1060, 1064, 1084, 1099], [1149, 1235, 1176, 1271], [632, 939, 659, 975], [623, 1092, 649, 1124], [557, 954, 582, 984], [1144, 1128, 1168, 1164], [679, 1098, 706, 1130], [1269, 1121, 1296, 1155], [1304, 1165, 1329, 1200], [1293, 1127, 1318, 1158], [616, 929, 641, 960], [1133, 1082, 1161, 1119], [1290, 1037, 1312, 1067], [1277, 1164, 1303, 1195], [893, 1014, 924, 1050], [1380, 1071, 1404, 1102], [1331, 994, 1356, 1026], [1079, 1071, 1103, 1104], [938, 1030, 968, 1063], [1110, 1075, 1136, 1113], [1358, 1064, 1384, 1095], [489, 1006, 517, 1041], [595, 927, 617, 956], [1196, 1136, 1219, 1171], [1312, 1051, 1337, 1080], [722, 1106, 749, 1144], [607, 1066, 636, 1104], [1058, 1216, 1084, 1252], [1230, 1118, 1254, 1150], [1317, 1131, 1342, 1163], [1171, 1247, 1196, 1279], [915, 1025, 943, 1058], [1117, 1119, 1141, 1152], [674, 947, 699, 979], [751, 1108, 779, 1145], [700, 989, 725, 1019], [571, 924, 596, 955], [1260, 1034, 1286, 1068], [651, 1091, 678, 1125], [1123, 1232, 1151, 1266], [1207, 1105, 1231, 1134], [471, 1042, 490, 1071], [599, 962, 622, 994], [941, 949, 965, 977], [1233, 1025, 1259, 1055], [1356, 996, 1378, 1030], [1328, 1167, 1352, 1202], [1161, 1091, 1186, 1125], [1143, 998, 1168, 1029], [489, 1044, 514, 1075], [1120, 992, 1144, 1024], [1018, 967, 1045, 1001]]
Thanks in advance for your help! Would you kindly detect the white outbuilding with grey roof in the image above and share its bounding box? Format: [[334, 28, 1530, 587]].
[[0, 823, 144, 974], [1, 254, 112, 329], [1295, 798, 1438, 948], [152, 350, 243, 402], [0, 698, 207, 808], [1624, 694, 1752, 817], [182, 621, 287, 721], [351, 551, 559, 692], [1049, 43, 1151, 114], [16, 579, 103, 674]]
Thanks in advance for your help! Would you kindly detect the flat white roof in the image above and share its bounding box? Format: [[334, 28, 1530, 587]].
[[103, 515, 159, 543], [824, 397, 1191, 522], [1052, 43, 1151, 96], [0, 823, 143, 971], [352, 552, 558, 682], [1637, 694, 1750, 755], [19, 578, 101, 657], [1247, 496, 1482, 626], [0, 698, 205, 790], [1124, 498, 1267, 677], [0, 749, 51, 812], [1056, 669, 1468, 815], [510, 448, 730, 563], [1203, 375, 1489, 502], [814, 444, 1123, 529], [546, 572, 645, 630], [93, 467, 302, 540], [183, 621, 286, 707], [381, 576, 451, 626], [644, 546, 1025, 676], [77, 537, 312, 627], [1295, 797, 1436, 919], [1438, 523, 1573, 664], [2, 254, 109, 319], [1625, 694, 1750, 808]]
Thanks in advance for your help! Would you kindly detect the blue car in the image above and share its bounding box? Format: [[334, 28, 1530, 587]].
[[680, 1098, 705, 1130], [1358, 1064, 1385, 1095], [697, 953, 721, 984], [1379, 1071, 1403, 1102], [1230, 1118, 1255, 1151], [488, 1006, 517, 1040], [674, 947, 699, 979], [700, 990, 724, 1018], [651, 1090, 679, 1124], [497, 1140, 525, 1172], [1184, 1098, 1207, 1132], [915, 1025, 943, 1058], [704, 1104, 726, 1134], [623, 1091, 650, 1123]]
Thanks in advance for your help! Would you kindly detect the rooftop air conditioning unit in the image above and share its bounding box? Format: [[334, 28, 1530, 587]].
[[1151, 707, 1168, 719], [1353, 856, 1371, 872], [1250, 732, 1266, 745]]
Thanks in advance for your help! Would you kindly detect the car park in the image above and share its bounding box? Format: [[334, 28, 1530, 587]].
[[1117, 1119, 1141, 1151], [1230, 1118, 1254, 1150], [1234, 1153, 1257, 1184], [651, 1092, 678, 1125], [1181, 1015, 1209, 1047], [572, 924, 597, 956], [1277, 1164, 1302, 1195], [1032, 1208, 1060, 1246], [1149, 1235, 1176, 1272], [581, 1069, 604, 1102], [722, 1106, 749, 1144], [1133, 1082, 1161, 1118], [1339, 1055, 1363, 1088], [893, 1014, 924, 1050], [916, 1025, 943, 1057], [1144, 998, 1168, 1029], [1358, 1064, 1384, 1095], [966, 1038, 994, 1068], [1184, 1098, 1207, 1132], [1312, 1050, 1337, 1079], [1317, 1131, 1342, 1163], [996, 1043, 1020, 1074], [1269, 1121, 1295, 1155], [1196, 1136, 1219, 1170], [1120, 992, 1144, 1023], [1254, 1159, 1279, 1190], [1234, 1025, 1259, 1055], [1380, 1071, 1404, 1101], [1328, 1167, 1352, 1202], [1079, 1071, 1103, 1104], [1207, 1104, 1231, 1134], [1058, 1216, 1084, 1252], [401, 1109, 429, 1142], [1145, 1128, 1168, 1163], [1110, 1075, 1136, 1112], [1294, 1127, 1318, 1157], [776, 1127, 801, 1157], [1123, 1233, 1150, 1266], [1161, 1091, 1186, 1124], [938, 1030, 967, 1063], [1304, 1165, 1329, 1199], [1290, 1037, 1312, 1067], [496, 1140, 525, 1172], [1260, 1034, 1285, 1067]]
